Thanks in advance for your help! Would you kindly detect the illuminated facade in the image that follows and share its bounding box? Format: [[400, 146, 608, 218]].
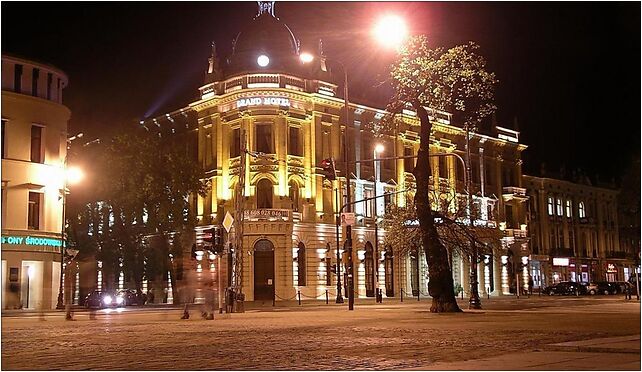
[[1, 54, 70, 309], [524, 175, 632, 286], [143, 2, 530, 301]]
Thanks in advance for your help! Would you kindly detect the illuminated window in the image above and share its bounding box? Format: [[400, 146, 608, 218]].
[[547, 197, 554, 216], [297, 242, 306, 286], [364, 188, 374, 217], [579, 201, 586, 218], [565, 200, 572, 218], [556, 198, 563, 216], [256, 179, 273, 209], [28, 192, 41, 230]]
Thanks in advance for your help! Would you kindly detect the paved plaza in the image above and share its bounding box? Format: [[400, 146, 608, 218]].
[[1, 297, 640, 370]]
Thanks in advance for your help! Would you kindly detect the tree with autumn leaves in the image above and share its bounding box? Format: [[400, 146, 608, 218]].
[[385, 36, 498, 312]]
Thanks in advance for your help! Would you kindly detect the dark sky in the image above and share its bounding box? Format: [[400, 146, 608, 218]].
[[2, 1, 640, 182]]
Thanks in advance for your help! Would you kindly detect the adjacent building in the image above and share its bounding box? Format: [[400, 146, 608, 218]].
[[1, 54, 70, 309], [523, 174, 635, 288]]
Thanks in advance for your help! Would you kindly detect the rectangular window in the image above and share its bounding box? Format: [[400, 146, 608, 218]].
[[30, 125, 43, 163], [439, 155, 448, 178], [322, 129, 331, 159], [46, 72, 53, 100], [32, 68, 39, 97], [547, 197, 554, 216], [502, 166, 513, 186], [288, 126, 302, 156], [364, 188, 374, 218], [255, 123, 273, 154], [230, 128, 240, 157], [28, 192, 41, 230], [505, 204, 513, 228], [556, 198, 563, 216], [403, 147, 414, 172], [565, 200, 572, 218], [14, 64, 23, 93], [1, 119, 6, 159]]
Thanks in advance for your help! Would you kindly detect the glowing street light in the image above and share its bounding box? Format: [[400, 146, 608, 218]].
[[299, 52, 314, 63], [66, 166, 84, 185], [374, 143, 385, 154], [373, 15, 408, 48]]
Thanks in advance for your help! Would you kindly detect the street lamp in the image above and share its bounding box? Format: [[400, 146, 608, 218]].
[[56, 133, 84, 312], [373, 15, 408, 50], [373, 143, 384, 302]]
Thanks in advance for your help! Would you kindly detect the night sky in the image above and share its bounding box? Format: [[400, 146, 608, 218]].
[[2, 1, 639, 182]]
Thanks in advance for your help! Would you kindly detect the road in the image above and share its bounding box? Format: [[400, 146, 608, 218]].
[[1, 296, 640, 370]]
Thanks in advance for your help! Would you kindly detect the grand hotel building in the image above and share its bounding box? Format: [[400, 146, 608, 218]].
[[140, 2, 531, 303]]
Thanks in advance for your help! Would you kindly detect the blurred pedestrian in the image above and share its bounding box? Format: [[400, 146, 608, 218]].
[[528, 276, 534, 296], [201, 280, 215, 320]]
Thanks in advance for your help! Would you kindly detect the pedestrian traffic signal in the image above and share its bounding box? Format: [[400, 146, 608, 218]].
[[320, 157, 337, 181]]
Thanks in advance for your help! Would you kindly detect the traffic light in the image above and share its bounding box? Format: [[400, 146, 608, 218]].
[[320, 157, 337, 181]]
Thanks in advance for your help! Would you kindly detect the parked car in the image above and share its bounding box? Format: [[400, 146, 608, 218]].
[[117, 289, 147, 306], [586, 282, 618, 295], [84, 290, 125, 309], [543, 281, 587, 296]]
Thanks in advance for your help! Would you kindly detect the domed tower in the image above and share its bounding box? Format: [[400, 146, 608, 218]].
[[204, 1, 331, 86]]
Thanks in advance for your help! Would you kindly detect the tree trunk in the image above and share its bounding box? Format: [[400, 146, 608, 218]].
[[413, 103, 462, 313]]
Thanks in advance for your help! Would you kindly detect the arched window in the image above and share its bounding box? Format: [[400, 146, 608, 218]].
[[547, 197, 554, 216], [565, 200, 572, 218], [365, 242, 375, 297], [289, 181, 300, 212], [579, 201, 586, 218], [297, 242, 306, 286], [556, 198, 563, 216], [256, 179, 273, 209]]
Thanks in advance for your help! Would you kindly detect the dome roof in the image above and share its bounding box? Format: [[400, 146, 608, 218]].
[[233, 12, 299, 57]]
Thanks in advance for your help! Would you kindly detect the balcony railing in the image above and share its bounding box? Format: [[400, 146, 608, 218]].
[[502, 186, 527, 197], [504, 228, 528, 238]]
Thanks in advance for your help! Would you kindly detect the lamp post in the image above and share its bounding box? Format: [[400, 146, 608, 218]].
[[373, 143, 384, 300], [55, 133, 83, 311], [465, 124, 482, 309]]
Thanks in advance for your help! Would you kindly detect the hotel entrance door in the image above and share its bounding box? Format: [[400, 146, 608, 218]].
[[254, 239, 274, 301]]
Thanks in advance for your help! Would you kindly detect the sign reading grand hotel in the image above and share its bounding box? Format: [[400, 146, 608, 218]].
[[236, 96, 290, 109]]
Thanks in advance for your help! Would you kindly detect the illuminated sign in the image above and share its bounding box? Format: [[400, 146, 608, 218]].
[[244, 209, 291, 221], [236, 97, 290, 109], [1, 235, 64, 248], [607, 263, 617, 273], [553, 258, 569, 266]]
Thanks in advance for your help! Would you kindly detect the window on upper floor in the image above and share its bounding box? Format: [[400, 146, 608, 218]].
[[579, 201, 586, 218], [471, 158, 480, 183], [565, 200, 572, 218], [230, 128, 240, 157], [14, 64, 22, 93], [30, 125, 43, 163], [547, 196, 554, 216], [255, 123, 273, 154], [1, 119, 6, 159], [28, 192, 42, 230], [439, 155, 448, 179], [32, 68, 39, 97], [288, 126, 302, 156], [256, 179, 273, 209], [484, 161, 493, 186], [288, 181, 300, 212], [46, 72, 53, 100], [403, 147, 415, 172], [556, 198, 563, 216], [363, 188, 374, 218]]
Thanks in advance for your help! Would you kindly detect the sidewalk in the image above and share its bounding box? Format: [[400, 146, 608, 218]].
[[415, 335, 641, 370]]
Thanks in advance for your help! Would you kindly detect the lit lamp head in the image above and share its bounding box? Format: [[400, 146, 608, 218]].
[[299, 52, 314, 63], [66, 166, 84, 185], [373, 15, 408, 49], [257, 54, 270, 67], [374, 143, 385, 154]]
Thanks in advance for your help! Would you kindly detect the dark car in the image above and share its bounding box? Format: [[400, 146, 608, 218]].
[[84, 290, 125, 308], [543, 281, 587, 296], [117, 289, 147, 306], [586, 282, 619, 295]]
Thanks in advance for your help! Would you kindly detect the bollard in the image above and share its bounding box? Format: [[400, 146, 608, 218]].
[[325, 290, 329, 304], [417, 290, 420, 302], [401, 288, 404, 302], [297, 290, 301, 306]]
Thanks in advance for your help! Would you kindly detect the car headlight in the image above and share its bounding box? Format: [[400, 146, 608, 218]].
[[116, 296, 124, 305], [103, 295, 112, 305]]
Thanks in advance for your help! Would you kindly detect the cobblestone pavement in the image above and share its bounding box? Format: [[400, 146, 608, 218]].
[[1, 297, 640, 370]]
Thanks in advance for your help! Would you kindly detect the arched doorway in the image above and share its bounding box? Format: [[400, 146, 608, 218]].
[[365, 242, 375, 297], [253, 239, 275, 301], [384, 246, 394, 297], [256, 178, 273, 209]]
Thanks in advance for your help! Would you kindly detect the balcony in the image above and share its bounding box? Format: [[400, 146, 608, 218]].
[[502, 186, 528, 202]]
